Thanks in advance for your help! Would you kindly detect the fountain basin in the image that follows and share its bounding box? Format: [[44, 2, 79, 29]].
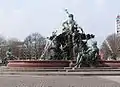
[[7, 60, 70, 67], [99, 60, 120, 67], [7, 59, 120, 68]]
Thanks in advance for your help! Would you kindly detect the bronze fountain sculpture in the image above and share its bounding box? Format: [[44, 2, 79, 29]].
[[42, 9, 100, 67]]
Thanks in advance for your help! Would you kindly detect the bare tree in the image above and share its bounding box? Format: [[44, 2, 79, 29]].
[[24, 32, 46, 59], [0, 35, 7, 60], [0, 35, 6, 45], [0, 33, 46, 60], [100, 33, 120, 60], [6, 38, 24, 59]]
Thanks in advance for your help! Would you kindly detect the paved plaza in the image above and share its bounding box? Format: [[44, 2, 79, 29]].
[[0, 75, 120, 87]]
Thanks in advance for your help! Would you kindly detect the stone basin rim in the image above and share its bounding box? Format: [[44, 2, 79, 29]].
[[7, 60, 70, 67]]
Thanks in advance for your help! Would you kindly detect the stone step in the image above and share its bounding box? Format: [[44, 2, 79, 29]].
[[2, 66, 120, 70], [0, 69, 66, 72], [7, 67, 120, 70], [0, 66, 66, 71], [64, 67, 120, 69], [2, 68, 120, 72], [2, 66, 120, 72], [1, 71, 120, 76], [67, 69, 120, 72], [7, 67, 65, 69]]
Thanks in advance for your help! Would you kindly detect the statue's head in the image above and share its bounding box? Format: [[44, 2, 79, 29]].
[[69, 14, 73, 17], [68, 14, 74, 21]]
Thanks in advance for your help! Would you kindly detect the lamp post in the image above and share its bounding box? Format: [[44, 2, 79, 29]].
[[116, 14, 120, 60], [116, 14, 120, 35]]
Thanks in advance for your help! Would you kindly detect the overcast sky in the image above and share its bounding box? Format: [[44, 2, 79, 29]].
[[0, 0, 119, 46]]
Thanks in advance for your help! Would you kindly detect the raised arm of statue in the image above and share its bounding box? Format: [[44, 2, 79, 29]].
[[65, 9, 70, 16]]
